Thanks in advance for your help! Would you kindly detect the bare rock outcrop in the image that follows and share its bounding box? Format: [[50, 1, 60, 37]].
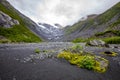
[[86, 39, 108, 47], [0, 11, 19, 28]]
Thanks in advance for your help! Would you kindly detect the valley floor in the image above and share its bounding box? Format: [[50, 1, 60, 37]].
[[0, 42, 120, 80]]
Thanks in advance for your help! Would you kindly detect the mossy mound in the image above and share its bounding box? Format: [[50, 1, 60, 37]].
[[34, 48, 41, 54], [57, 51, 109, 73]]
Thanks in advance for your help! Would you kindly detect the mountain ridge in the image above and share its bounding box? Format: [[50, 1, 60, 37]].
[[63, 2, 120, 43]]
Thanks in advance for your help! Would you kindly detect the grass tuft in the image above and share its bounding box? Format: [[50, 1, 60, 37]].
[[34, 48, 40, 54]]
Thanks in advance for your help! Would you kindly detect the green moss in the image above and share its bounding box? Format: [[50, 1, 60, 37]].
[[42, 50, 48, 53], [57, 51, 109, 73], [101, 51, 118, 57], [34, 49, 49, 54], [0, 2, 42, 43], [34, 48, 40, 54]]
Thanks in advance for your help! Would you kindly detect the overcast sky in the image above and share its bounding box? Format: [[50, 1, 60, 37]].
[[7, 0, 120, 26]]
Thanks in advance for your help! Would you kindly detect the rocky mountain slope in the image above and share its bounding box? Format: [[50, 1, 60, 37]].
[[0, 0, 120, 43], [63, 2, 120, 43], [38, 23, 64, 41], [0, 0, 65, 42], [0, 0, 44, 43]]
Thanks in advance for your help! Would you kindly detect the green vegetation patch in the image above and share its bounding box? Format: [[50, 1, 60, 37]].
[[72, 36, 120, 44], [72, 37, 95, 43], [57, 51, 109, 73], [0, 2, 42, 43], [72, 30, 120, 44], [103, 37, 120, 44], [57, 44, 109, 73], [34, 48, 48, 54], [95, 30, 120, 36], [0, 26, 42, 43], [72, 38, 87, 43], [65, 18, 94, 35], [34, 48, 41, 54], [101, 51, 118, 57]]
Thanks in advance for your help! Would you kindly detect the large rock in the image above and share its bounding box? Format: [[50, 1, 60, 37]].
[[0, 11, 19, 28], [86, 39, 108, 47]]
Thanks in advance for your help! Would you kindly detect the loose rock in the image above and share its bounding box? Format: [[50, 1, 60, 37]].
[[86, 39, 108, 47]]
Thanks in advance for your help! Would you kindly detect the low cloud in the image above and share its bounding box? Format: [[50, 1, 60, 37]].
[[7, 0, 120, 26]]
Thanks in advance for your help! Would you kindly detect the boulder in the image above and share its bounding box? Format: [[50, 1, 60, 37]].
[[0, 11, 19, 28], [86, 39, 108, 47]]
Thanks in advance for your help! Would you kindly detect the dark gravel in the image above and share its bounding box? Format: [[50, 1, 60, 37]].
[[0, 42, 120, 80]]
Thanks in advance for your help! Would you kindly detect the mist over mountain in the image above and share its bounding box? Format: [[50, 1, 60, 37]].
[[7, 0, 120, 26]]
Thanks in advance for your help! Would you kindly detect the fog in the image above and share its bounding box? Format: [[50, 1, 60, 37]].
[[7, 0, 120, 26]]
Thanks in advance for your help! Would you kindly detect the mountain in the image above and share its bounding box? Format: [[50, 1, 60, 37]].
[[54, 23, 63, 28], [0, 0, 44, 43], [0, 0, 120, 43], [38, 23, 64, 41], [63, 2, 120, 43]]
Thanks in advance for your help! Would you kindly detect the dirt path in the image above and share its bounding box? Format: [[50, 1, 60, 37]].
[[0, 42, 120, 80]]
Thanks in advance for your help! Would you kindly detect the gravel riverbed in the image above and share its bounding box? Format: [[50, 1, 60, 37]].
[[0, 42, 120, 80]]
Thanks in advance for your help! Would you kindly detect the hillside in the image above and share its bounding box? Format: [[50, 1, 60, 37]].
[[63, 2, 120, 43], [0, 0, 120, 43], [0, 0, 42, 43]]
